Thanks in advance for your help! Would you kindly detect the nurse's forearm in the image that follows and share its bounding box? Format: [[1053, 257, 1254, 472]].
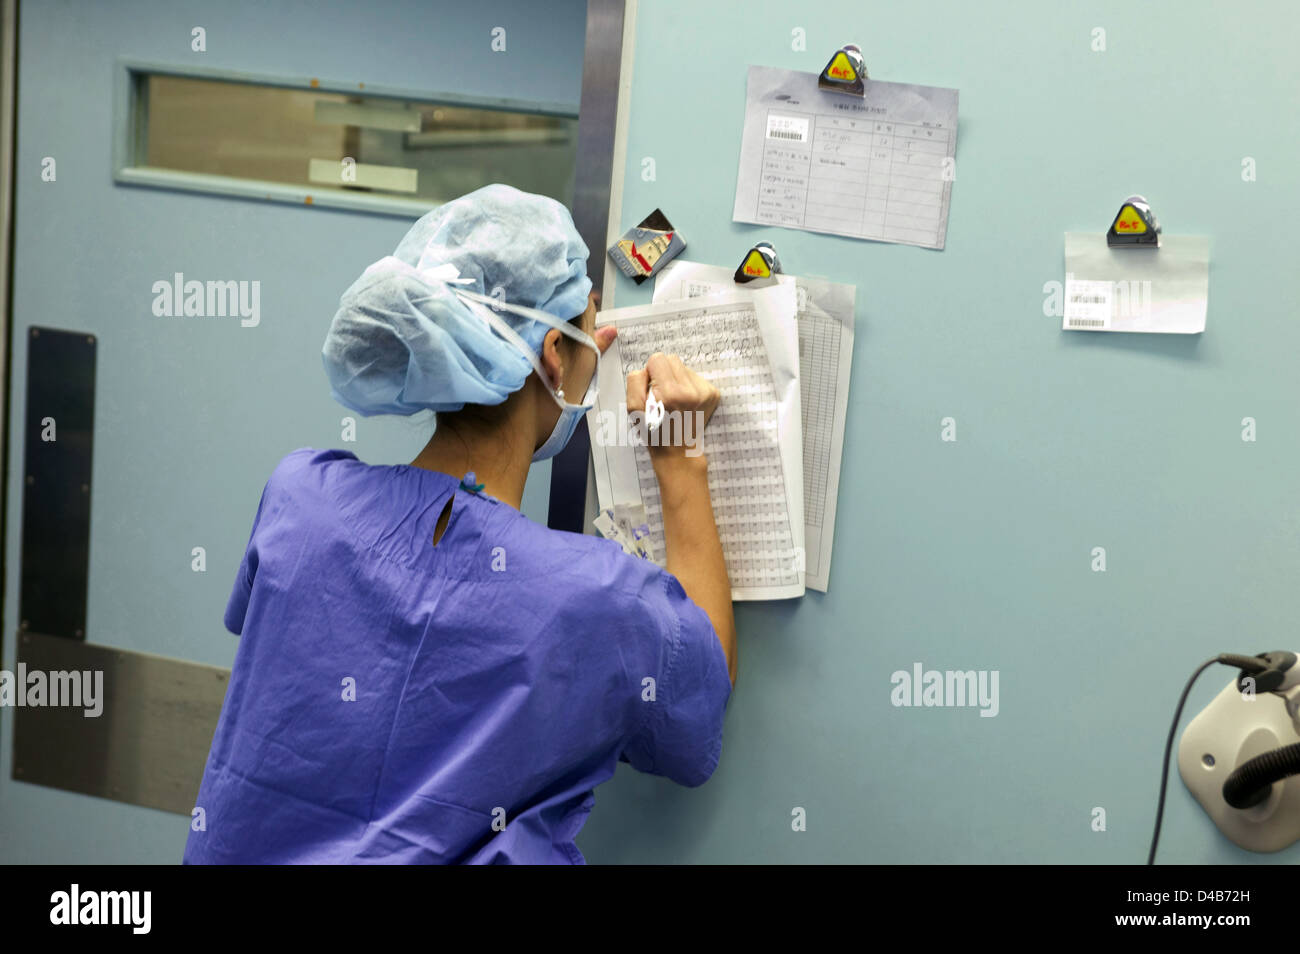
[[652, 454, 737, 686]]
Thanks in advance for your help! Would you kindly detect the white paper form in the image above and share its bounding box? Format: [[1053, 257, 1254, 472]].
[[587, 285, 805, 600], [652, 261, 854, 593], [1063, 233, 1210, 334], [733, 65, 959, 249]]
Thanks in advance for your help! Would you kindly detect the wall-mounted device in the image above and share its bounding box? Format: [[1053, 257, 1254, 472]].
[[1179, 652, 1300, 852], [1149, 652, 1300, 861]]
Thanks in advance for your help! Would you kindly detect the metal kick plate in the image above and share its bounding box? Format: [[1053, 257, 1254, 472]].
[[12, 632, 229, 816]]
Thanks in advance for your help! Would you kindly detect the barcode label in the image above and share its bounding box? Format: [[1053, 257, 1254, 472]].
[[1063, 278, 1112, 331], [766, 114, 809, 143]]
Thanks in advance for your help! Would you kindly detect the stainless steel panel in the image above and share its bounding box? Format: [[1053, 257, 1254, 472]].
[[12, 632, 229, 816]]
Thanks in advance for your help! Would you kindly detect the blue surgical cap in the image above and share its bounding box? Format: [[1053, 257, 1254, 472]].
[[322, 183, 592, 415]]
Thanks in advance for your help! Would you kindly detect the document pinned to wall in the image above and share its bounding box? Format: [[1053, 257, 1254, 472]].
[[1063, 233, 1210, 334], [653, 261, 854, 593], [587, 285, 805, 601], [734, 65, 959, 249]]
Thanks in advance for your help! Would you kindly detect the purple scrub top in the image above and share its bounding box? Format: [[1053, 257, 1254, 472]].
[[183, 448, 731, 864]]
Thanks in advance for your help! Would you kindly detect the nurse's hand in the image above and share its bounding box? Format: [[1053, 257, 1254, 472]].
[[625, 352, 720, 463], [588, 290, 617, 355]]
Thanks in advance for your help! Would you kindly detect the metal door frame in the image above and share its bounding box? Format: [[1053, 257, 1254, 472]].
[[548, 0, 634, 534]]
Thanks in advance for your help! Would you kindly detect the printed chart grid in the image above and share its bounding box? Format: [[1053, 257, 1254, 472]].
[[615, 304, 801, 590], [797, 312, 840, 526], [756, 112, 955, 248]]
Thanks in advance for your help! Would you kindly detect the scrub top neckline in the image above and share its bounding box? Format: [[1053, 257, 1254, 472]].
[[383, 461, 513, 510]]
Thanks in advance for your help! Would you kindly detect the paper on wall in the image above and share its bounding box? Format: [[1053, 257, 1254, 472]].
[[734, 65, 959, 249], [587, 285, 805, 600], [1063, 233, 1209, 334], [653, 260, 854, 592]]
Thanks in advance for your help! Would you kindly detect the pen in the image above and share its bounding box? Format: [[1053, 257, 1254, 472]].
[[645, 386, 665, 433]]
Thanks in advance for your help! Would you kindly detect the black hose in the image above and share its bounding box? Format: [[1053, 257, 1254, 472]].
[[1222, 742, 1300, 809], [1149, 658, 1218, 864], [1218, 653, 1270, 674]]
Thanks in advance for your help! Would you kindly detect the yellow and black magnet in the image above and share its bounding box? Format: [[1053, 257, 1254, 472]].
[[734, 242, 781, 283], [818, 43, 866, 96], [1107, 195, 1161, 248]]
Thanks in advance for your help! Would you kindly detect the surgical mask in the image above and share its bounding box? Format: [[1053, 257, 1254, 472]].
[[423, 263, 599, 462]]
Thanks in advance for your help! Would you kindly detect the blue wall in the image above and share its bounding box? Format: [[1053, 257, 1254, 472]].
[[573, 0, 1300, 863], [1, 0, 587, 863]]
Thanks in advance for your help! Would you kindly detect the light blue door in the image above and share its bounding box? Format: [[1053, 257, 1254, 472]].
[[1, 0, 587, 863]]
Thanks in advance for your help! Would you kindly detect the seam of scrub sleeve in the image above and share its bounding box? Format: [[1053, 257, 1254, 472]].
[[645, 572, 692, 776], [657, 570, 729, 786], [624, 590, 668, 768], [223, 473, 279, 635], [237, 475, 275, 584]]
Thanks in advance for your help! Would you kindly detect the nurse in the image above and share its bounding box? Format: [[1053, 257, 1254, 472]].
[[184, 183, 735, 864]]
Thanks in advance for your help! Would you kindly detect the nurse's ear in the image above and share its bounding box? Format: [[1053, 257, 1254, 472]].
[[539, 327, 567, 394], [538, 293, 610, 398]]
